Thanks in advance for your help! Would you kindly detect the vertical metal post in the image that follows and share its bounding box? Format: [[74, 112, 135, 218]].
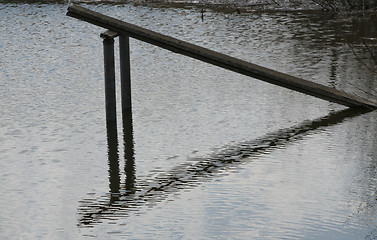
[[101, 33, 117, 123], [119, 34, 132, 113]]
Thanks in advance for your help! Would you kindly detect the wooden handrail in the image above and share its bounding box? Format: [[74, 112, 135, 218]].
[[67, 5, 377, 109]]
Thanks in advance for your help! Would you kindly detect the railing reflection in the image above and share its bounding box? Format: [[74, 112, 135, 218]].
[[106, 111, 135, 203], [123, 110, 136, 195], [106, 121, 120, 203], [77, 107, 371, 227]]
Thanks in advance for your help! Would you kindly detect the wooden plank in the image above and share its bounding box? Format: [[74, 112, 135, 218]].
[[67, 5, 377, 109]]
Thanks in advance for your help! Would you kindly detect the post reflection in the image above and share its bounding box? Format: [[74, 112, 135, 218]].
[[123, 110, 136, 195], [78, 113, 136, 226], [77, 107, 371, 227], [106, 121, 120, 203]]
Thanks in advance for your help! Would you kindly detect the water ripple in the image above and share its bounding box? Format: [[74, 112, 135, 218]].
[[77, 108, 369, 226]]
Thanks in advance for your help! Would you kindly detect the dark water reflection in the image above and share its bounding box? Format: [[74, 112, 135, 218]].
[[78, 107, 372, 227], [105, 111, 136, 207], [106, 121, 121, 201], [122, 111, 136, 195]]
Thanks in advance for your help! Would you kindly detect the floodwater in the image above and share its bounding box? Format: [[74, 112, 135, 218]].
[[1, 2, 377, 239]]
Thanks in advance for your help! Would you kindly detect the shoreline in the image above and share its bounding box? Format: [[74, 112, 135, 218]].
[[2, 0, 377, 15]]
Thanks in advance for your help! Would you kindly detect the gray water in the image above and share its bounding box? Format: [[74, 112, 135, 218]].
[[1, 2, 377, 239]]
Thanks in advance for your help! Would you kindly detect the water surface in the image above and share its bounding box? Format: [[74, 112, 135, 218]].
[[1, 2, 377, 239]]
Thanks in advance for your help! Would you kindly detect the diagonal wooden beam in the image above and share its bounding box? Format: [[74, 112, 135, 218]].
[[67, 5, 377, 109]]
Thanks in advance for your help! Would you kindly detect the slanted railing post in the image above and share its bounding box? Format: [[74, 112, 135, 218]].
[[119, 34, 132, 113], [101, 31, 117, 123]]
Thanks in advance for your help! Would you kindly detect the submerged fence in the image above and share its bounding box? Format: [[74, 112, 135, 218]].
[[67, 5, 376, 123]]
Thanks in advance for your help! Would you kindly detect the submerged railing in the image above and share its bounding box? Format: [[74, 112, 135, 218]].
[[65, 6, 377, 226], [67, 5, 376, 124]]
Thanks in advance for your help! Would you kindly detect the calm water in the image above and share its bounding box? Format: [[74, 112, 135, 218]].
[[1, 2, 377, 239]]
